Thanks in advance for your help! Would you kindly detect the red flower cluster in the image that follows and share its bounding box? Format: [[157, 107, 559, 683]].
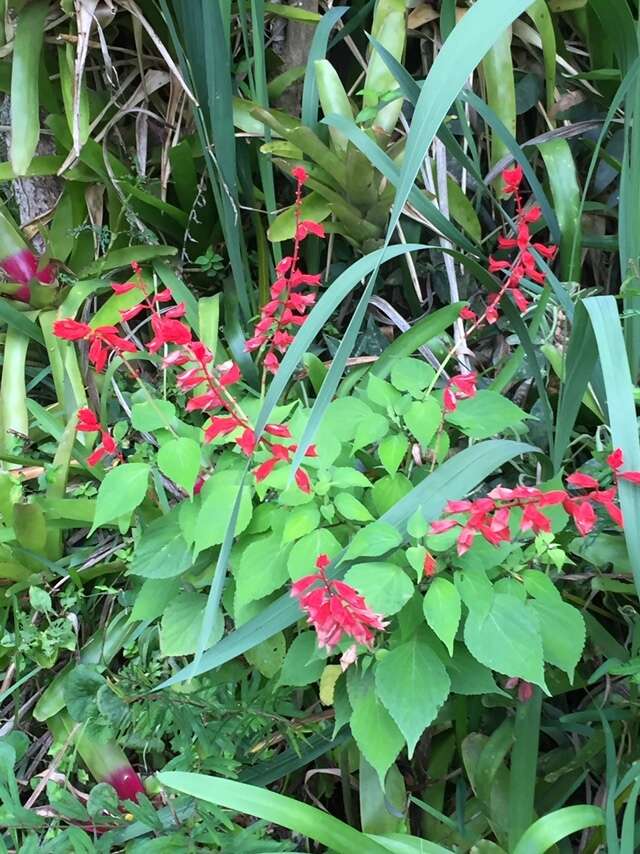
[[443, 371, 477, 413], [76, 408, 120, 467], [430, 449, 639, 556], [53, 319, 137, 372], [461, 166, 557, 328], [246, 166, 324, 374], [291, 554, 388, 652]]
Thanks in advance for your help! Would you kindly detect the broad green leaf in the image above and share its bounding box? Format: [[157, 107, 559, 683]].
[[282, 503, 321, 543], [157, 437, 201, 495], [236, 534, 291, 607], [345, 522, 402, 561], [390, 357, 436, 396], [244, 632, 286, 679], [323, 397, 375, 442], [464, 593, 546, 689], [160, 593, 224, 657], [367, 374, 402, 409], [423, 579, 461, 656], [267, 191, 331, 242], [288, 529, 342, 581], [345, 562, 414, 616], [378, 434, 409, 476], [403, 397, 441, 447], [445, 644, 504, 696], [194, 472, 253, 553], [335, 492, 374, 522], [278, 632, 325, 687], [353, 413, 389, 453], [528, 598, 585, 681], [348, 670, 404, 786], [131, 399, 176, 432], [371, 473, 413, 516], [454, 566, 494, 619], [64, 665, 104, 721], [91, 463, 149, 532], [375, 636, 450, 757], [129, 511, 193, 579], [445, 391, 528, 439], [131, 577, 181, 622]]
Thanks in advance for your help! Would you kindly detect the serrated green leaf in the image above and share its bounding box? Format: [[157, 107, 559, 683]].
[[423, 579, 461, 656]]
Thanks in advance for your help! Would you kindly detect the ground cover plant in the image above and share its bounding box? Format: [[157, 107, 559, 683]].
[[3, 0, 640, 851]]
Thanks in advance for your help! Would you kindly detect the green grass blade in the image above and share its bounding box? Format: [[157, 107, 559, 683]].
[[512, 805, 605, 854], [538, 139, 581, 281], [583, 296, 640, 597], [509, 688, 542, 850], [157, 773, 390, 854], [156, 439, 534, 688]]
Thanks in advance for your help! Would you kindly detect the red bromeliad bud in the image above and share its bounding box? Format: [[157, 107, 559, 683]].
[[104, 767, 145, 802]]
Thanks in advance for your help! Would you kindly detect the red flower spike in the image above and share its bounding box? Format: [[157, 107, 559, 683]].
[[291, 555, 387, 651], [291, 166, 308, 184], [296, 220, 326, 240], [111, 281, 137, 295], [316, 554, 330, 570], [503, 164, 523, 195], [76, 408, 100, 432], [460, 306, 476, 321]]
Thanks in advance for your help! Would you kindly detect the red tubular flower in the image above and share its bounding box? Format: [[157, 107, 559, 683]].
[[54, 319, 92, 340], [236, 428, 257, 457], [147, 315, 192, 352], [503, 164, 523, 195], [291, 554, 388, 651], [567, 472, 599, 489], [204, 415, 241, 442], [295, 467, 312, 494], [608, 448, 624, 470], [76, 408, 101, 432], [291, 165, 309, 184], [423, 552, 436, 577], [444, 372, 477, 413]]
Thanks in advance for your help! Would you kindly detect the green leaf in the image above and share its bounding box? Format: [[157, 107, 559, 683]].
[[282, 503, 321, 543], [194, 472, 253, 554], [445, 391, 528, 439], [423, 579, 461, 656], [390, 357, 436, 396], [445, 644, 504, 696], [345, 522, 403, 561], [323, 397, 375, 442], [236, 533, 291, 607], [349, 669, 404, 786], [64, 665, 104, 722], [129, 510, 193, 579], [160, 593, 224, 657], [528, 598, 585, 681], [245, 633, 286, 679], [464, 594, 546, 689], [367, 374, 402, 409], [267, 191, 331, 241], [345, 562, 414, 616], [512, 806, 605, 854], [378, 434, 409, 476], [288, 529, 342, 580], [91, 464, 149, 533], [371, 473, 413, 516], [335, 492, 374, 522], [404, 398, 441, 446], [131, 400, 176, 432], [278, 632, 325, 687], [87, 783, 118, 820], [131, 578, 182, 622], [454, 566, 494, 619], [353, 413, 389, 453], [375, 636, 450, 757], [157, 437, 201, 495]]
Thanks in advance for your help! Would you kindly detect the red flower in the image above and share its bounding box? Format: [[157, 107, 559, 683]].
[[460, 306, 476, 321], [295, 467, 312, 494], [76, 408, 100, 432], [423, 552, 436, 577], [236, 428, 257, 456], [608, 448, 624, 470], [54, 319, 91, 340], [291, 166, 308, 184], [265, 423, 292, 438], [111, 281, 137, 295], [444, 372, 477, 413], [204, 415, 240, 442], [503, 164, 523, 195], [291, 555, 388, 651], [567, 472, 599, 489], [296, 220, 326, 240], [618, 471, 640, 484], [147, 315, 192, 352]]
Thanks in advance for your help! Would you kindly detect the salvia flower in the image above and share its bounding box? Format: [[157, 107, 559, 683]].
[[291, 554, 388, 652], [76, 408, 121, 467], [54, 319, 137, 372], [443, 371, 477, 413], [246, 167, 324, 374]]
